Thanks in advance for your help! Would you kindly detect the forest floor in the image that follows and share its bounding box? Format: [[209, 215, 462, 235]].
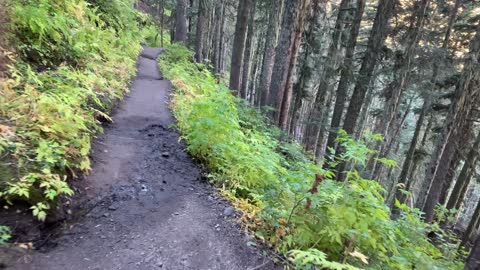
[[0, 47, 279, 270]]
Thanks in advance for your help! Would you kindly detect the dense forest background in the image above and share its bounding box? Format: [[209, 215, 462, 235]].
[[155, 0, 480, 263]]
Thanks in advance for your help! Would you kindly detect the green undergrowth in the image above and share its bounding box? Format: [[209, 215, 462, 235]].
[[0, 0, 164, 222], [160, 44, 464, 270], [0, 225, 11, 245]]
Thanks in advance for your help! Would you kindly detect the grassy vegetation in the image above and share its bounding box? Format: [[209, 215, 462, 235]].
[[0, 0, 163, 221], [160, 43, 465, 269]]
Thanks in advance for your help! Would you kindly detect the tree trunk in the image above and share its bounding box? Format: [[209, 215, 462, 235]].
[[443, 0, 462, 51], [422, 26, 480, 223], [394, 97, 430, 207], [258, 0, 282, 107], [278, 0, 310, 129], [340, 0, 396, 136], [303, 0, 352, 152], [354, 77, 375, 140], [240, 2, 256, 99], [205, 7, 216, 61], [194, 0, 207, 63], [174, 0, 188, 43], [465, 235, 480, 270], [218, 3, 227, 73], [446, 130, 480, 210], [324, 0, 366, 157], [371, 96, 414, 180], [439, 149, 461, 205], [462, 198, 480, 247], [188, 0, 194, 34], [212, 0, 224, 72], [251, 28, 265, 105], [160, 0, 165, 47], [335, 0, 396, 181], [266, 0, 302, 121], [288, 0, 322, 136], [229, 0, 253, 93]]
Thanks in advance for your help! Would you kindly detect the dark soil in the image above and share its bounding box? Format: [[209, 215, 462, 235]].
[[1, 47, 280, 270]]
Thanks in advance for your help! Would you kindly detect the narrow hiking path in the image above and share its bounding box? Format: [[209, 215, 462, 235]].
[[7, 48, 278, 270]]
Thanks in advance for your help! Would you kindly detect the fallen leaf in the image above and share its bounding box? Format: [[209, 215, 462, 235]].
[[349, 249, 369, 264]]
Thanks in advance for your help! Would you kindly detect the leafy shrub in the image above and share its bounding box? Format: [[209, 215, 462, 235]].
[[0, 225, 10, 245], [160, 44, 464, 269]]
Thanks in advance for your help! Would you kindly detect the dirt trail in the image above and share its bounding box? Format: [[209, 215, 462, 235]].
[[6, 47, 279, 270]]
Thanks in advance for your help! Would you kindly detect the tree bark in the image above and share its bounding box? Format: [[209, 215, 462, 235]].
[[212, 0, 224, 72], [251, 27, 265, 105], [446, 130, 480, 210], [218, 3, 227, 73], [443, 0, 462, 51], [258, 0, 282, 106], [462, 198, 480, 247], [439, 149, 461, 205], [229, 0, 253, 93], [353, 77, 375, 140], [188, 0, 194, 34], [240, 2, 256, 99], [266, 0, 302, 121], [174, 0, 188, 43], [288, 0, 322, 136], [278, 0, 310, 129], [465, 235, 480, 270], [160, 0, 165, 47], [194, 0, 207, 63], [394, 97, 430, 207], [340, 0, 396, 136]]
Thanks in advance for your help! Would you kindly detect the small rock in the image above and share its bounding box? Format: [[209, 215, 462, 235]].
[[223, 207, 235, 217], [108, 205, 117, 211], [161, 152, 170, 158], [173, 212, 180, 216], [103, 213, 110, 217]]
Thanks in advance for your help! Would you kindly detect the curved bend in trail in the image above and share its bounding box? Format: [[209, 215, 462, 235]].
[[10, 48, 278, 270]]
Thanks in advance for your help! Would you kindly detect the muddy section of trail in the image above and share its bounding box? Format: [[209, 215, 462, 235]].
[[4, 47, 279, 270]]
